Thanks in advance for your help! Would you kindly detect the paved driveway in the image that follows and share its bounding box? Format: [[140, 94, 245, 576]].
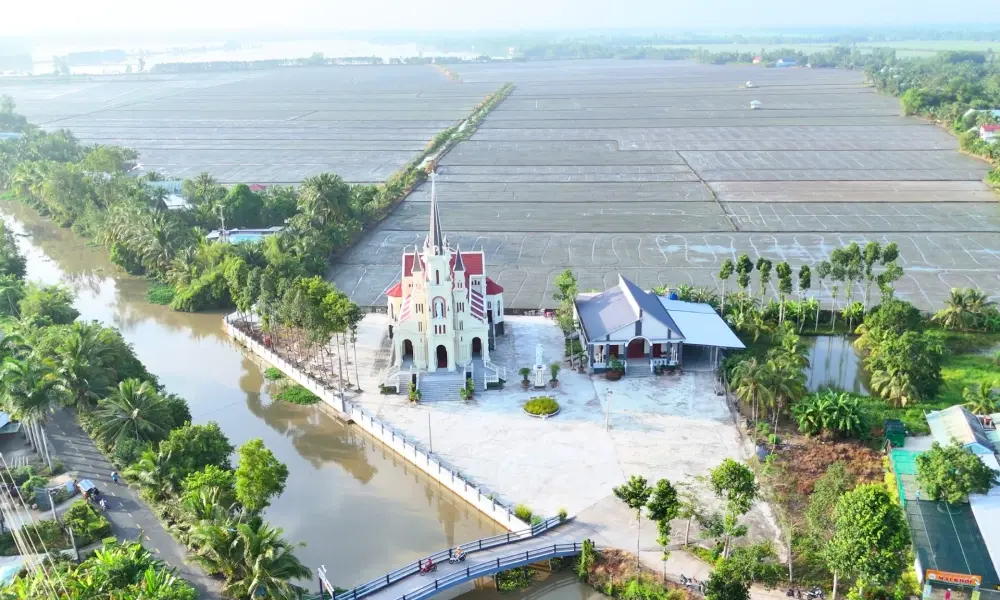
[[46, 409, 223, 599]]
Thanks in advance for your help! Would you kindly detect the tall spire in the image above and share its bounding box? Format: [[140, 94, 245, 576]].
[[427, 170, 445, 254]]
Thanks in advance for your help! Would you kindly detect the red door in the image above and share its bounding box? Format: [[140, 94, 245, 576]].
[[652, 343, 662, 358], [627, 339, 646, 359], [609, 345, 620, 358]]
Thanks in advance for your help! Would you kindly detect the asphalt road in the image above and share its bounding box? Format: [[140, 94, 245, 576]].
[[46, 409, 223, 599]]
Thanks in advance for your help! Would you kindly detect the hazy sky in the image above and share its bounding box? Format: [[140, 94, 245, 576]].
[[5, 0, 1000, 38]]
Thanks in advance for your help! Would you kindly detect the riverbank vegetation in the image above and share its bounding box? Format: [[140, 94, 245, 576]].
[[0, 231, 311, 598], [0, 82, 514, 313]]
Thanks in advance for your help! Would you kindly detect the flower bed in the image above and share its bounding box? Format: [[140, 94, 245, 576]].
[[523, 397, 560, 418]]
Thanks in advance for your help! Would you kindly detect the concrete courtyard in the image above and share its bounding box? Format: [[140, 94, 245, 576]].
[[349, 314, 778, 549]]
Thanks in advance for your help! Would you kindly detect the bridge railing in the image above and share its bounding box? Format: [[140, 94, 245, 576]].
[[397, 542, 585, 600], [334, 516, 567, 600]]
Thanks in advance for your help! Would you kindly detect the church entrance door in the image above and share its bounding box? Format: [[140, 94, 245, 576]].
[[436, 345, 448, 369], [471, 337, 482, 358]]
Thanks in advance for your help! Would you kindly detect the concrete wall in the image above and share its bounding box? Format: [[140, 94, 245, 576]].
[[224, 317, 529, 531]]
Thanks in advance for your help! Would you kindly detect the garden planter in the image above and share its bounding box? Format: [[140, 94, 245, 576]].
[[521, 380, 530, 390], [549, 379, 559, 388], [605, 371, 623, 381]]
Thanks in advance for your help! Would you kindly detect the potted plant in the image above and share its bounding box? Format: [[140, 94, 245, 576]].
[[549, 363, 561, 388], [408, 382, 422, 403], [519, 367, 531, 390], [459, 377, 475, 401], [605, 358, 625, 381]]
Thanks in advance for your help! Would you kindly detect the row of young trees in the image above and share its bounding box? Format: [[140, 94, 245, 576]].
[[0, 231, 311, 598]]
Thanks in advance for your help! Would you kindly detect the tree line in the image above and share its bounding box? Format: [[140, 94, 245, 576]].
[[0, 230, 313, 598]]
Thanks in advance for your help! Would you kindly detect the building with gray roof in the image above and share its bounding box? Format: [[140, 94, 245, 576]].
[[573, 275, 744, 375]]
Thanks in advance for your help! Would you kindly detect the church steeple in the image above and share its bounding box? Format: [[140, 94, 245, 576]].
[[426, 171, 445, 255]]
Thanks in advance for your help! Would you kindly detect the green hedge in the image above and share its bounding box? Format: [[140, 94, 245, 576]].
[[524, 397, 559, 416], [276, 384, 320, 405]]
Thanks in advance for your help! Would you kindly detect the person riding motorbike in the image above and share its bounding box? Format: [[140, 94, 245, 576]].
[[420, 558, 436, 574], [450, 548, 466, 563]]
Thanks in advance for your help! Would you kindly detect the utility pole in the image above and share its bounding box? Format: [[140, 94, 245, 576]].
[[67, 526, 78, 561], [605, 390, 612, 431], [46, 488, 59, 524]]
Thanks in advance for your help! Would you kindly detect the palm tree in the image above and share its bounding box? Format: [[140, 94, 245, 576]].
[[298, 173, 350, 228], [127, 448, 177, 500], [93, 379, 171, 448], [148, 187, 170, 212], [730, 358, 773, 423], [54, 321, 113, 410], [227, 518, 310, 599], [0, 357, 60, 468], [870, 366, 916, 408], [963, 381, 999, 415], [139, 213, 184, 276], [190, 518, 242, 582], [933, 288, 971, 330], [762, 358, 806, 429]]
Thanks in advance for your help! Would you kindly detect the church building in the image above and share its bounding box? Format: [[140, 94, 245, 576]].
[[385, 174, 505, 372]]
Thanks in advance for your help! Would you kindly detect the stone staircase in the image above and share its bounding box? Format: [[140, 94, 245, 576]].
[[417, 373, 466, 402], [470, 360, 487, 391]]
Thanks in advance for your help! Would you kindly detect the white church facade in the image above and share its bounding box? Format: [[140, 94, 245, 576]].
[[385, 175, 505, 373]]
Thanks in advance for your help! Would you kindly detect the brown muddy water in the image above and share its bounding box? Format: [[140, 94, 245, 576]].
[[0, 202, 502, 589]]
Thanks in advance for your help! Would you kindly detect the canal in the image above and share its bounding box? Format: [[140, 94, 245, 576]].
[[0, 202, 503, 589], [804, 334, 868, 395]]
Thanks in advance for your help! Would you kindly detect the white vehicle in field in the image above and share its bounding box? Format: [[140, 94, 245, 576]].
[[750, 100, 762, 110], [746, 80, 755, 88]]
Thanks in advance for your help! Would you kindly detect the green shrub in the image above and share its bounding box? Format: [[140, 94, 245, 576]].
[[276, 384, 320, 405], [530, 515, 543, 526], [64, 500, 113, 545], [109, 242, 144, 275], [170, 267, 231, 312], [523, 397, 559, 416], [263, 367, 285, 380], [558, 507, 568, 521], [146, 283, 176, 305], [496, 567, 534, 591], [110, 437, 149, 468], [514, 504, 533, 522]]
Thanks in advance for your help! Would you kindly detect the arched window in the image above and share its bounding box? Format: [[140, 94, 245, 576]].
[[435, 271, 440, 285], [433, 298, 445, 318]]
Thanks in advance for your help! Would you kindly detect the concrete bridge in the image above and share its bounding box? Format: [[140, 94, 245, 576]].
[[335, 516, 591, 600]]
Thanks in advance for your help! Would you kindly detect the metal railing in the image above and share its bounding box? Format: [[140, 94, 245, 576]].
[[378, 365, 400, 388], [397, 542, 585, 600], [483, 359, 506, 382], [334, 516, 567, 600]]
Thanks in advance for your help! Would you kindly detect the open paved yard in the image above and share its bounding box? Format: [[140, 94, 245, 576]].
[[330, 60, 1000, 310], [352, 315, 776, 544], [0, 66, 495, 183]]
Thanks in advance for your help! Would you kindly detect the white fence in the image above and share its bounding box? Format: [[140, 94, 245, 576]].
[[224, 317, 529, 531]]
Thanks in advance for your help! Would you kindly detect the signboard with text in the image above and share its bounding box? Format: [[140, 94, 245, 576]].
[[926, 569, 983, 587]]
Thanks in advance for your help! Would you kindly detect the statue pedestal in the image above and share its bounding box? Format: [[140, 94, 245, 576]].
[[534, 366, 547, 389]]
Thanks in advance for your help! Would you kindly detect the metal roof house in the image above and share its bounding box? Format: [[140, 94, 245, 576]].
[[927, 405, 996, 456], [573, 275, 744, 375]]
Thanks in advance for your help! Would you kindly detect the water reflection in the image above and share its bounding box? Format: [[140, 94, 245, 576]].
[[804, 335, 869, 394], [0, 202, 502, 586]]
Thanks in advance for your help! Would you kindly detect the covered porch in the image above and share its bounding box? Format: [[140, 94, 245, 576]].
[[588, 336, 681, 375]]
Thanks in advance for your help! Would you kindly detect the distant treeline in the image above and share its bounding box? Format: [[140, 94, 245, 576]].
[[368, 29, 1000, 58], [65, 49, 127, 66], [150, 52, 494, 73], [0, 54, 32, 72]]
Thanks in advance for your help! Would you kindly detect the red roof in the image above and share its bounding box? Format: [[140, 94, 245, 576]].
[[248, 184, 268, 192], [387, 250, 490, 300], [485, 277, 504, 295], [982, 124, 1000, 132]]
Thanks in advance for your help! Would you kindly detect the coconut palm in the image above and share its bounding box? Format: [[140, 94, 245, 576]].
[[226, 518, 310, 600], [54, 321, 114, 410], [0, 357, 60, 468], [762, 358, 806, 428], [730, 357, 773, 423], [93, 378, 172, 448], [127, 448, 177, 500], [870, 366, 917, 408], [933, 288, 973, 330], [963, 381, 1000, 415], [148, 186, 170, 212], [138, 213, 185, 276], [190, 517, 242, 582], [298, 173, 350, 228]]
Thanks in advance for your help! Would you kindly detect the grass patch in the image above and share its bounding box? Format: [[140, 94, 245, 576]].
[[146, 283, 176, 305], [263, 367, 285, 381], [523, 396, 559, 416], [940, 353, 1000, 406], [514, 504, 533, 522], [275, 384, 320, 405]]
